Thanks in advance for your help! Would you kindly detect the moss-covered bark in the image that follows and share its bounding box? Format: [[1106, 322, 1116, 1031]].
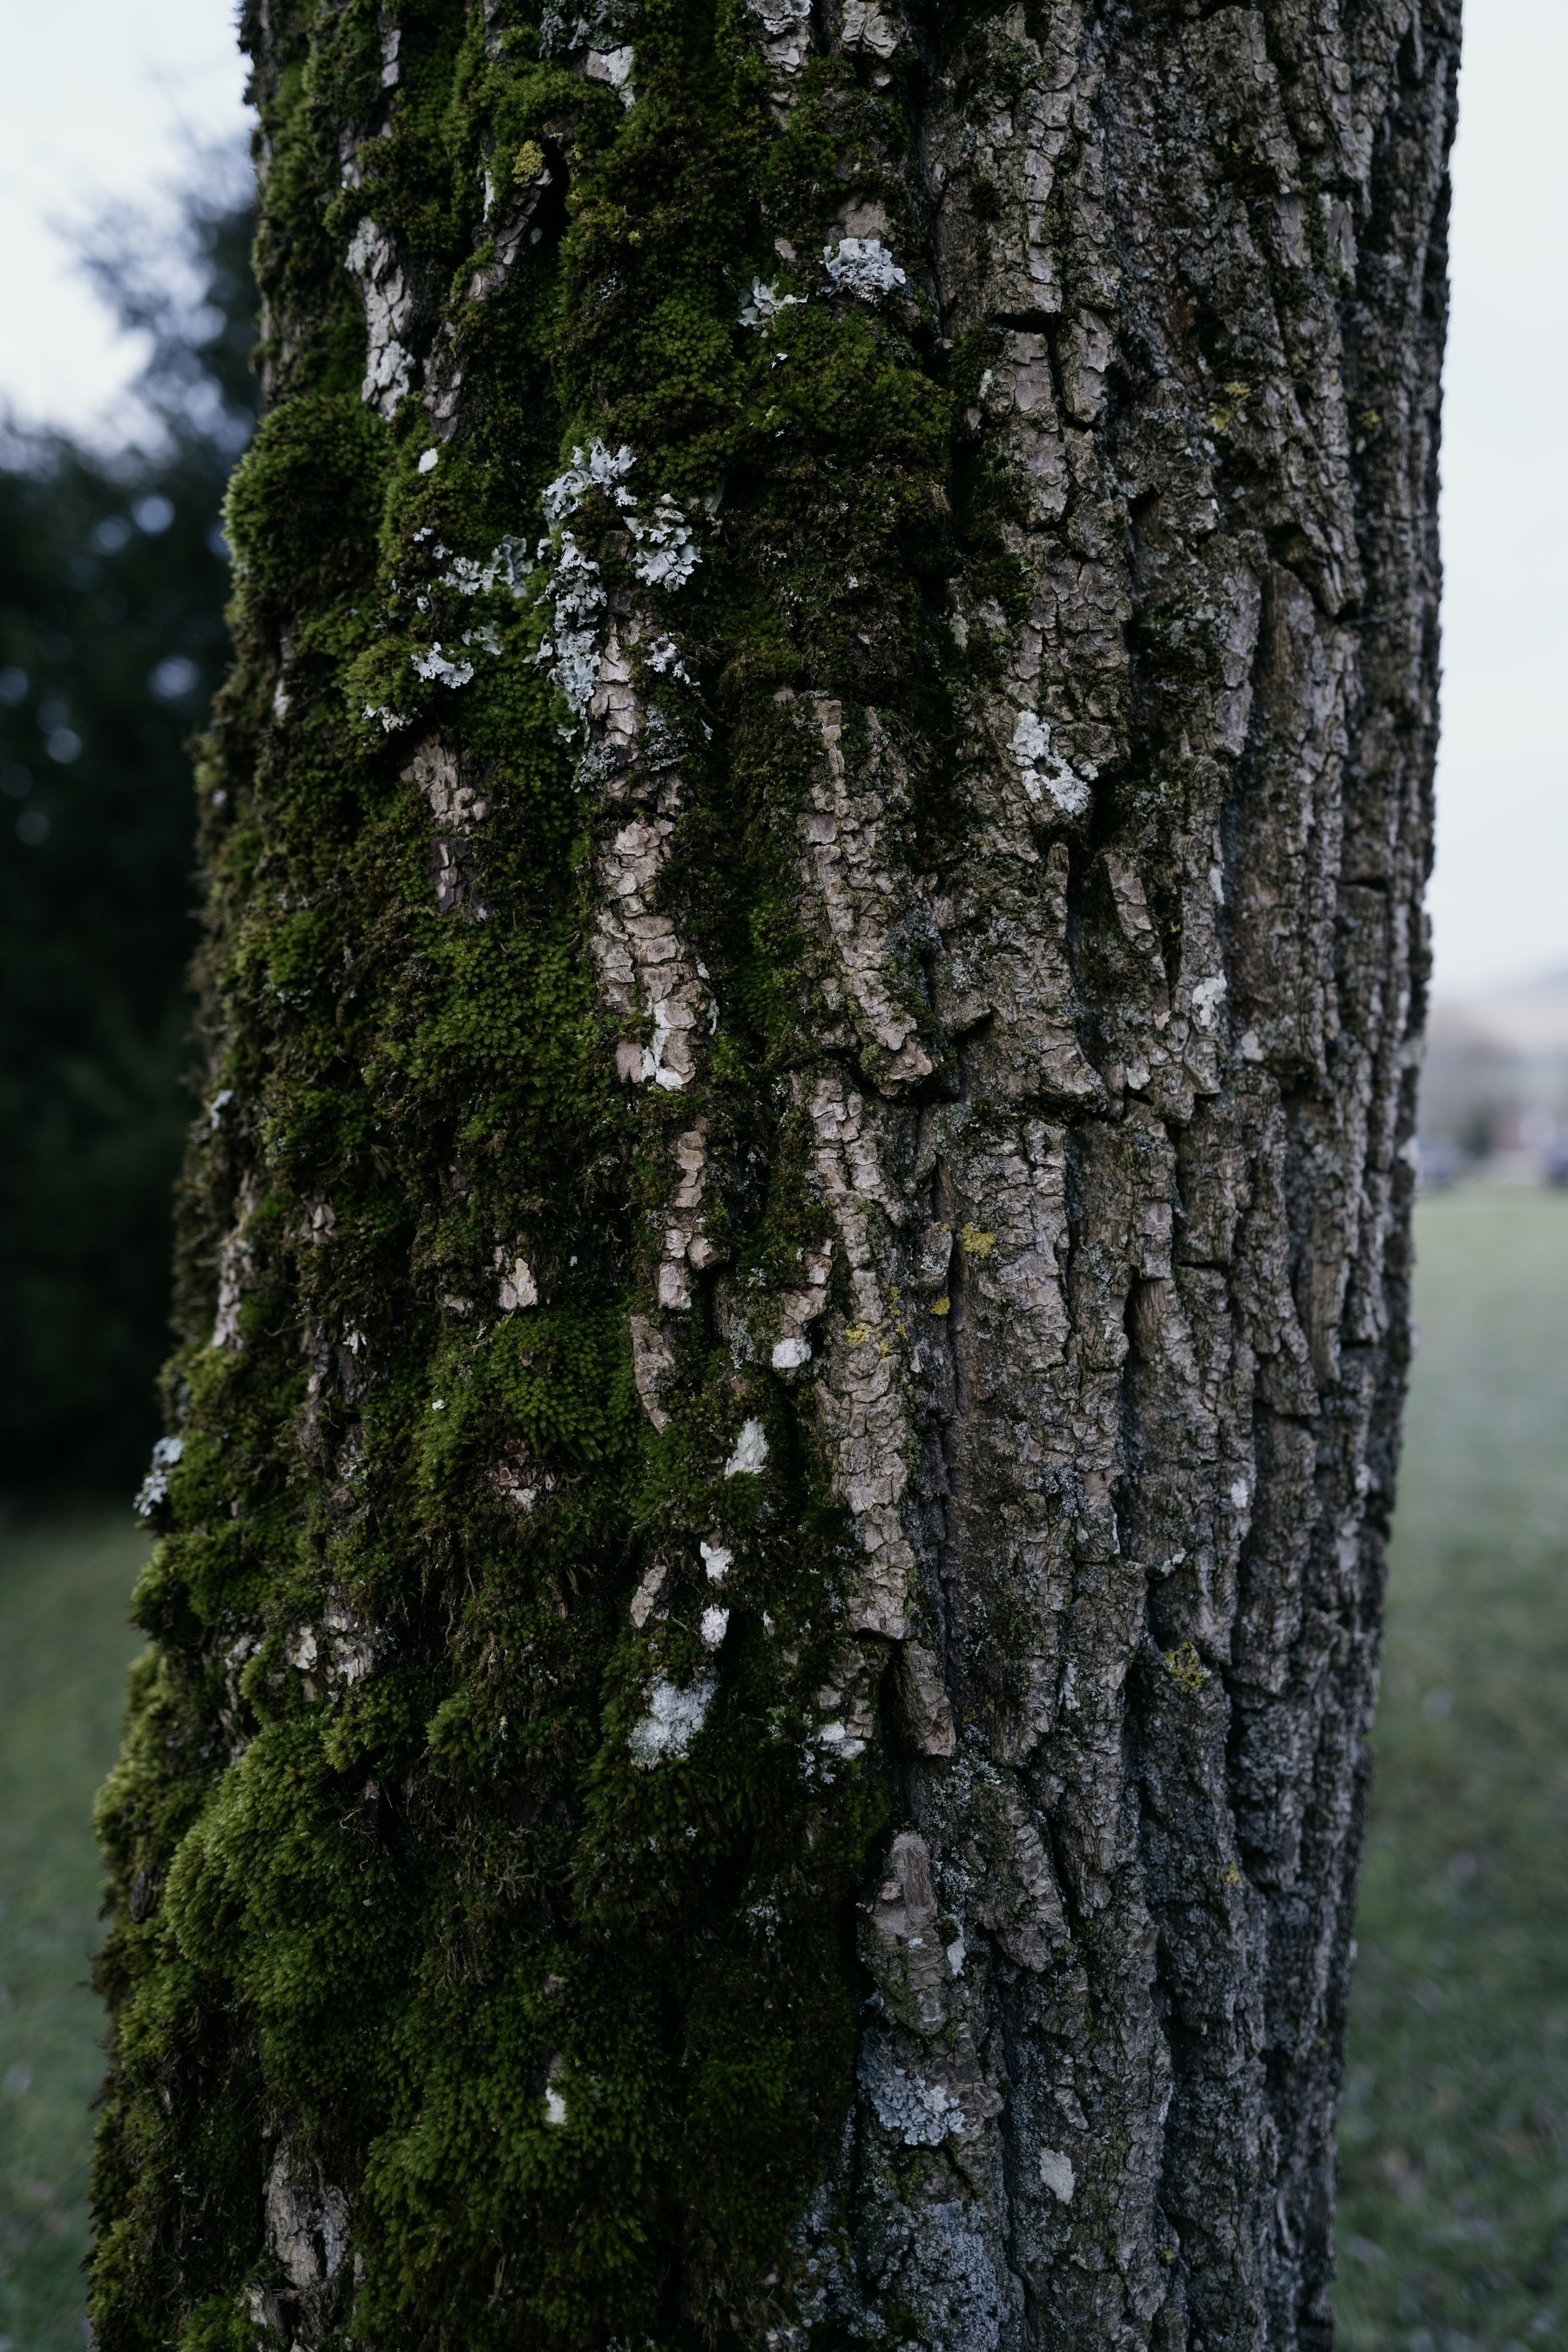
[[90, 1, 1458, 2346]]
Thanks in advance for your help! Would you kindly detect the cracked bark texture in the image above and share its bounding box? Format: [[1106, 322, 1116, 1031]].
[[91, 1, 1456, 2348], [793, 8, 1456, 2343]]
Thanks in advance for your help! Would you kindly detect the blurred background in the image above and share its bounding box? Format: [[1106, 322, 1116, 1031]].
[[1, 4, 1565, 2349]]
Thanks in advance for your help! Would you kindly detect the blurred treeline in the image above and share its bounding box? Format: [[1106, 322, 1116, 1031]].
[[0, 165, 256, 1503]]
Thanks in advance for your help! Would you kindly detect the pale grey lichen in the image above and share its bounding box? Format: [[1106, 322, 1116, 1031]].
[[630, 493, 700, 590], [134, 1436, 183, 1518], [344, 216, 416, 414], [823, 238, 908, 300], [628, 1677, 716, 1764], [411, 644, 476, 688], [740, 278, 802, 328], [440, 537, 531, 596], [1008, 709, 1094, 817], [535, 447, 700, 737], [542, 440, 637, 526], [723, 1417, 768, 1476], [858, 2034, 963, 2146], [534, 533, 607, 728], [645, 635, 690, 680]]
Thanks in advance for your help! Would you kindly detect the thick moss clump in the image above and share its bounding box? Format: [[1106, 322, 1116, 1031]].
[[91, 1, 968, 2346]]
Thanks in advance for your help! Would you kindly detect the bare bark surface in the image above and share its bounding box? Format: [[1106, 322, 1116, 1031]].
[[92, 3, 1457, 2349], [816, 12, 1458, 2346]]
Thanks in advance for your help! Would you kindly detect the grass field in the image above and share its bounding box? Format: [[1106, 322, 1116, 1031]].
[[1336, 1186, 1568, 2349], [2, 1186, 1565, 2349], [0, 1517, 142, 2352]]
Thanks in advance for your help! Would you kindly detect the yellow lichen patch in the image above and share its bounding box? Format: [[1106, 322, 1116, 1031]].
[[1206, 381, 1252, 433], [1164, 1640, 1210, 1693], [513, 139, 545, 184], [930, 1296, 950, 1317], [843, 1322, 874, 1345], [1224, 1862, 1243, 1888], [960, 1224, 996, 1258]]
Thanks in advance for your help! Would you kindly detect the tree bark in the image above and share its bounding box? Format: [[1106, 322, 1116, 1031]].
[[91, 3, 1456, 2348]]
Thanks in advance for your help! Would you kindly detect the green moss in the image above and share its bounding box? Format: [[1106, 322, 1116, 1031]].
[[91, 0, 991, 2343]]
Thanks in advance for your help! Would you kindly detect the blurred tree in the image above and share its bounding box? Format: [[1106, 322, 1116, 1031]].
[[0, 166, 256, 1502]]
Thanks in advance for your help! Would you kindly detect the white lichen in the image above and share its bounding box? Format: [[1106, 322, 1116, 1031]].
[[1190, 971, 1227, 1028], [417, 447, 439, 475], [628, 1677, 716, 1765], [859, 2036, 963, 2146], [700, 1539, 733, 1584], [772, 1334, 812, 1369], [1009, 709, 1095, 817], [724, 1417, 768, 1477], [739, 278, 803, 328], [534, 446, 702, 739], [630, 493, 700, 590], [542, 440, 637, 526], [363, 703, 412, 732], [1038, 2147, 1075, 2203], [134, 1436, 183, 1518], [645, 635, 690, 680], [535, 531, 607, 729], [412, 644, 476, 688], [700, 1605, 730, 1649], [344, 217, 416, 415], [823, 237, 908, 300], [440, 537, 531, 597], [544, 2086, 568, 2126]]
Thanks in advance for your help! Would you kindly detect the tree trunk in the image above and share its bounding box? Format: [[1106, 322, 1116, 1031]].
[[91, 2, 1456, 2347]]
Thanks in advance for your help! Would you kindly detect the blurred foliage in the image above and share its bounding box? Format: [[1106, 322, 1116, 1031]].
[[0, 170, 256, 1502]]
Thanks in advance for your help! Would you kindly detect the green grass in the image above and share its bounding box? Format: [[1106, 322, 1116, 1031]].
[[1337, 1186, 1568, 2350], [0, 1518, 143, 2352], [3, 1192, 1567, 2349]]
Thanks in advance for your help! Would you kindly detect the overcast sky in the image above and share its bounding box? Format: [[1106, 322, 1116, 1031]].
[[0, 3, 1561, 1001]]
